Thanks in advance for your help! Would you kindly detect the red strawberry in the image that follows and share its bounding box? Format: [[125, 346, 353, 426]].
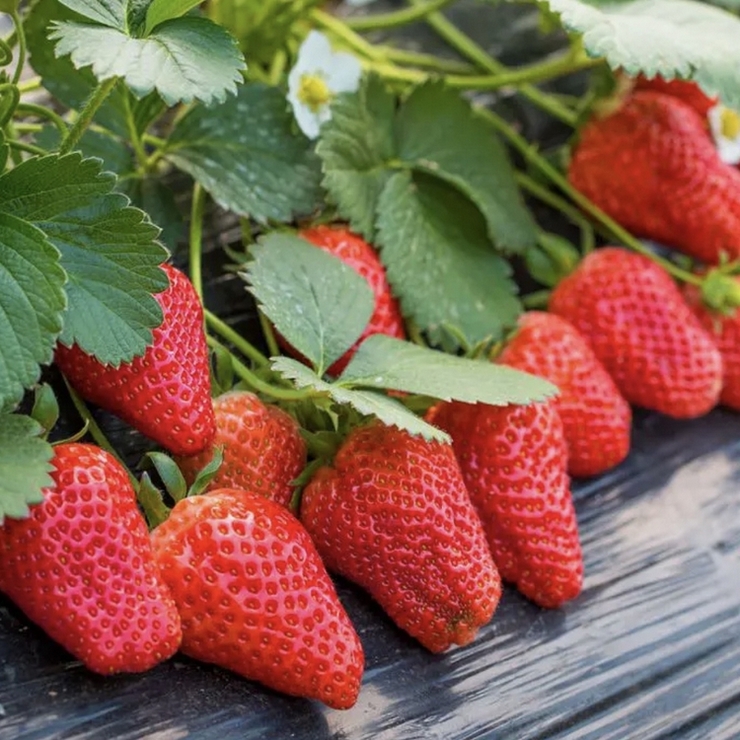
[[55, 264, 216, 456], [0, 443, 182, 674], [569, 91, 740, 264], [300, 422, 501, 653], [683, 279, 740, 411], [150, 488, 364, 709], [176, 391, 306, 508], [285, 226, 406, 375], [549, 248, 723, 418], [497, 311, 631, 478], [428, 400, 583, 609], [633, 75, 717, 119]]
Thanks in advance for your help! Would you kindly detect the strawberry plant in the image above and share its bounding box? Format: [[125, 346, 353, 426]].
[[2, 0, 740, 712]]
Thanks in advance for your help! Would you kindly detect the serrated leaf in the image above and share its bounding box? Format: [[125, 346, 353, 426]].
[[272, 357, 448, 442], [340, 335, 557, 405], [57, 0, 125, 28], [0, 415, 54, 523], [165, 83, 322, 221], [396, 82, 536, 254], [0, 215, 66, 409], [145, 0, 202, 33], [542, 0, 740, 110], [119, 176, 184, 250], [376, 170, 521, 349], [244, 234, 374, 375], [50, 15, 245, 106], [35, 126, 135, 176], [316, 76, 396, 240]]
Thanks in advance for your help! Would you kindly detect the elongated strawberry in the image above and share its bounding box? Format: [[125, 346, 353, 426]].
[[0, 443, 182, 674], [549, 248, 722, 418], [633, 75, 716, 119], [176, 391, 306, 507], [285, 226, 406, 376], [151, 488, 363, 709], [300, 422, 501, 653], [428, 400, 583, 609], [683, 280, 740, 411], [497, 312, 631, 477], [55, 264, 216, 456], [569, 91, 740, 264]]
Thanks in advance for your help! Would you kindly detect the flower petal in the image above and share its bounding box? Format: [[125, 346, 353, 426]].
[[325, 52, 363, 94]]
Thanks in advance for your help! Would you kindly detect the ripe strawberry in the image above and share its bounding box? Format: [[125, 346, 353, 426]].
[[0, 443, 182, 674], [300, 422, 501, 653], [633, 75, 716, 119], [497, 312, 631, 478], [55, 264, 216, 456], [286, 226, 406, 376], [428, 400, 583, 609], [150, 488, 364, 709], [683, 280, 740, 411], [549, 248, 723, 418], [176, 391, 306, 508], [569, 91, 740, 264]]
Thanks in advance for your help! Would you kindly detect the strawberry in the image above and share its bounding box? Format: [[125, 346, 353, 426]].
[[285, 226, 406, 376], [55, 264, 216, 456], [0, 443, 182, 674], [428, 400, 583, 609], [569, 90, 740, 264], [633, 75, 717, 119], [549, 248, 723, 418], [150, 488, 364, 709], [683, 279, 740, 412], [300, 422, 501, 653], [176, 391, 306, 508], [497, 311, 631, 478]]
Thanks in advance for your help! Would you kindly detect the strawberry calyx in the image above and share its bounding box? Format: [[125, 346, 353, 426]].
[[699, 268, 740, 315]]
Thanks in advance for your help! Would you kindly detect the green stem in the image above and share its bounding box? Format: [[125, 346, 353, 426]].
[[207, 336, 318, 401], [479, 107, 702, 286], [189, 182, 207, 302], [10, 11, 26, 86], [346, 0, 457, 32], [12, 122, 43, 133], [123, 93, 149, 172], [17, 76, 41, 94], [268, 49, 287, 85], [522, 289, 552, 309], [204, 309, 269, 367], [259, 311, 280, 358], [143, 132, 167, 149], [309, 8, 385, 61], [7, 139, 45, 156], [59, 77, 118, 155], [15, 102, 68, 136], [376, 45, 473, 74]]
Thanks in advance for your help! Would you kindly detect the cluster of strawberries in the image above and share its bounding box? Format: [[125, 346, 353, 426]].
[[2, 75, 738, 713]]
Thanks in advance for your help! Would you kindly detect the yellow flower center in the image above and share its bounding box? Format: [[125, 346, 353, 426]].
[[720, 107, 740, 140], [297, 73, 333, 113]]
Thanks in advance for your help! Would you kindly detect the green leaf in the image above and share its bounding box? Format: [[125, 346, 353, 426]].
[[543, 0, 740, 109], [36, 126, 135, 176], [396, 83, 536, 253], [376, 170, 521, 349], [31, 383, 60, 435], [0, 154, 168, 365], [57, 0, 126, 28], [244, 234, 374, 375], [144, 451, 187, 502], [145, 0, 202, 33], [50, 15, 245, 106], [0, 214, 66, 409], [119, 176, 184, 250], [272, 357, 448, 442], [165, 83, 322, 221], [0, 415, 54, 524], [316, 76, 396, 240], [340, 335, 558, 405]]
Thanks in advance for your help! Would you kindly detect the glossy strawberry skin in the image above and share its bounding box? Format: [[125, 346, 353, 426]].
[[0, 443, 182, 675], [569, 91, 740, 264], [549, 248, 723, 419], [683, 281, 740, 411], [151, 488, 364, 710], [300, 423, 501, 654], [55, 264, 216, 456], [428, 400, 583, 609], [176, 391, 306, 508], [295, 226, 406, 375], [633, 75, 716, 118], [497, 312, 631, 478]]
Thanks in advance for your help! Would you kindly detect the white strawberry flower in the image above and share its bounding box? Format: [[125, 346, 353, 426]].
[[287, 30, 363, 140], [708, 102, 740, 165]]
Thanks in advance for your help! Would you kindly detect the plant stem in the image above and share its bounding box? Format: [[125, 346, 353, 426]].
[[346, 0, 457, 32], [10, 11, 26, 86], [376, 45, 473, 74], [268, 49, 287, 85], [123, 93, 149, 172], [189, 182, 207, 302], [522, 289, 552, 309], [258, 311, 280, 358], [17, 76, 41, 94], [479, 107, 703, 286], [15, 102, 68, 136], [59, 77, 118, 155], [207, 336, 318, 401], [7, 139, 45, 156], [204, 309, 270, 367], [310, 8, 385, 61]]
